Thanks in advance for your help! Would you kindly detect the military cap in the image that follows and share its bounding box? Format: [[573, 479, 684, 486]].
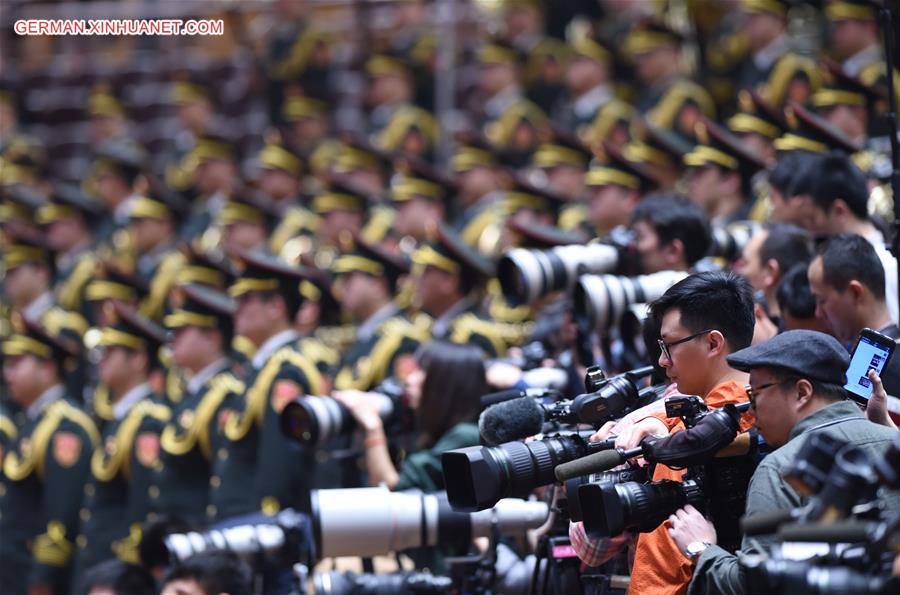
[[825, 0, 876, 22], [813, 60, 886, 110], [485, 99, 549, 151], [282, 94, 327, 122], [89, 139, 145, 183], [412, 222, 495, 281], [88, 82, 126, 118], [727, 330, 850, 385], [478, 42, 520, 67], [3, 232, 53, 271], [0, 183, 46, 224], [164, 283, 235, 333], [257, 138, 302, 178], [3, 318, 79, 364], [1, 134, 47, 176], [229, 249, 306, 299], [294, 262, 341, 323], [191, 135, 237, 165], [451, 133, 501, 173], [216, 191, 279, 229], [505, 219, 589, 249], [311, 175, 370, 214], [333, 237, 410, 285], [85, 261, 150, 304], [505, 175, 567, 215], [741, 0, 789, 17], [377, 106, 438, 154], [532, 130, 592, 170], [583, 99, 636, 146], [390, 157, 456, 204], [175, 244, 235, 289], [334, 136, 393, 175], [624, 19, 682, 57], [586, 142, 661, 193], [571, 37, 612, 65], [685, 118, 767, 178], [169, 73, 211, 105], [727, 89, 789, 140], [98, 302, 166, 354], [623, 122, 693, 170], [128, 191, 184, 221], [774, 102, 863, 154], [365, 54, 411, 78], [36, 183, 103, 225]]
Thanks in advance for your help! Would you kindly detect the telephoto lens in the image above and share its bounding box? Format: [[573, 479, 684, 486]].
[[580, 479, 705, 537], [310, 487, 549, 559], [280, 391, 398, 446], [314, 570, 453, 594], [573, 270, 688, 332], [497, 243, 623, 305], [442, 433, 593, 512], [742, 555, 890, 595], [565, 467, 650, 522]]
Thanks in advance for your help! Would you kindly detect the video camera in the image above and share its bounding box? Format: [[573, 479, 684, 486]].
[[738, 433, 900, 594]]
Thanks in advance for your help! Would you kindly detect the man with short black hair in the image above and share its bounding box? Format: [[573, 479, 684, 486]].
[[669, 330, 899, 594], [160, 551, 252, 595], [736, 223, 813, 318], [629, 194, 712, 274], [776, 263, 832, 334], [808, 234, 900, 396], [84, 560, 155, 595], [801, 152, 898, 322]]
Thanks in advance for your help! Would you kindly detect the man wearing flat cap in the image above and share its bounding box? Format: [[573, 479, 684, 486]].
[[668, 330, 899, 595]]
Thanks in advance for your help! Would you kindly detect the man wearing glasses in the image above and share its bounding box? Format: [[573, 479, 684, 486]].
[[668, 329, 900, 595]]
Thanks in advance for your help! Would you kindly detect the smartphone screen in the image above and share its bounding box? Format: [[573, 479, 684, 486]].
[[844, 334, 893, 401]]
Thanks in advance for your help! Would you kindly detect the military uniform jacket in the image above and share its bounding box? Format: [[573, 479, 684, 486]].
[[0, 389, 98, 595], [334, 304, 428, 391], [427, 297, 509, 359], [152, 361, 244, 526], [70, 385, 169, 594], [210, 330, 325, 521]]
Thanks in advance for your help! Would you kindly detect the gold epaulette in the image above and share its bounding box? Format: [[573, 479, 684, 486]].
[[233, 335, 257, 360], [56, 254, 97, 312], [649, 79, 716, 132], [449, 313, 508, 357], [141, 251, 186, 321], [91, 400, 169, 483], [559, 203, 587, 232], [0, 413, 16, 442], [162, 373, 243, 460], [315, 324, 357, 353], [298, 336, 340, 368], [224, 347, 324, 441], [111, 523, 143, 564], [269, 206, 320, 255], [334, 317, 429, 390], [4, 400, 99, 482], [361, 205, 396, 244]]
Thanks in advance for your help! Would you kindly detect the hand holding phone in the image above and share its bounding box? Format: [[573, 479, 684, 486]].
[[844, 328, 897, 405]]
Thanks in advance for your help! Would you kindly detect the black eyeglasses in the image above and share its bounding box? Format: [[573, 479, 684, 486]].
[[746, 380, 793, 402], [657, 329, 713, 361]]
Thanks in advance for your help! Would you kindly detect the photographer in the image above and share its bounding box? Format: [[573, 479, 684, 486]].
[[629, 195, 712, 275], [160, 551, 252, 595], [571, 271, 756, 592], [668, 330, 900, 595], [334, 340, 485, 492]]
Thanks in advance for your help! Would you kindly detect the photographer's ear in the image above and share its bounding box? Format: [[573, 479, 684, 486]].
[[707, 329, 727, 356], [794, 378, 815, 408]]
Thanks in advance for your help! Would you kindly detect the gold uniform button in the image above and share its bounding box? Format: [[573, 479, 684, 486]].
[[148, 486, 160, 499], [217, 448, 228, 461], [0, 484, 6, 497], [206, 504, 217, 518], [79, 508, 91, 522], [77, 535, 87, 548], [210, 476, 221, 488], [153, 460, 163, 472], [84, 484, 95, 497]]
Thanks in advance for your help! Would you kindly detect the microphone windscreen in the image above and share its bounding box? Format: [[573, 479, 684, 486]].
[[479, 397, 544, 446], [555, 449, 625, 483], [481, 389, 528, 408]]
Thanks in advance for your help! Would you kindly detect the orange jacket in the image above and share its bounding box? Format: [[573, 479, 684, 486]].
[[627, 380, 755, 595]]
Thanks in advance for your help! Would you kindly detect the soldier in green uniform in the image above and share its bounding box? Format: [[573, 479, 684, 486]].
[[333, 239, 426, 391], [175, 135, 238, 243], [389, 157, 455, 245], [85, 139, 145, 246], [0, 320, 98, 595], [411, 224, 507, 357], [551, 37, 616, 138], [211, 250, 326, 521], [70, 305, 170, 594], [152, 284, 244, 527], [36, 184, 104, 320], [303, 177, 371, 269]]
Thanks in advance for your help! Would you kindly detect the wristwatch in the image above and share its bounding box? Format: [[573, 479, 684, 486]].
[[685, 541, 711, 560]]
